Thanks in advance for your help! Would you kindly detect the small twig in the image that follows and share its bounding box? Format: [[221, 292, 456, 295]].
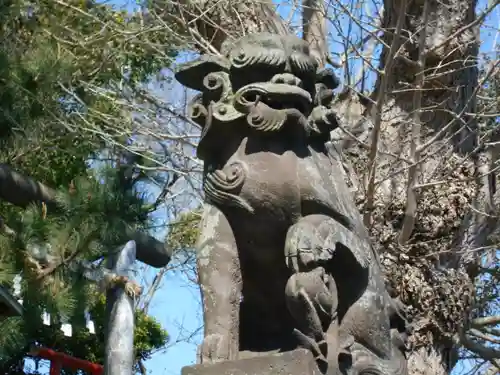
[[472, 315, 500, 327], [469, 329, 500, 345]]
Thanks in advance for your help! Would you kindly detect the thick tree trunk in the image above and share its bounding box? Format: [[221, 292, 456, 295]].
[[163, 0, 498, 372], [152, 0, 288, 53], [345, 0, 498, 373]]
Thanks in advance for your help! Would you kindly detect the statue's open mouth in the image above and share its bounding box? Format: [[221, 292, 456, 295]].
[[233, 83, 312, 116]]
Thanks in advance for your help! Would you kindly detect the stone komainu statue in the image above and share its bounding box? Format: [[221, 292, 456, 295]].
[[175, 33, 410, 375]]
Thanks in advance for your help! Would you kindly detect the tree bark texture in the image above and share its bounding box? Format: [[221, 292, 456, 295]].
[[152, 0, 289, 53], [160, 0, 498, 373], [347, 0, 497, 373]]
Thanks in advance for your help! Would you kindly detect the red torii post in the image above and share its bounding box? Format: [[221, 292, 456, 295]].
[[27, 241, 142, 375], [30, 346, 103, 375]]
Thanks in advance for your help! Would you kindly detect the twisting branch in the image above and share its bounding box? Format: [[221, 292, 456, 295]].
[[458, 333, 500, 365], [469, 329, 500, 345], [472, 315, 500, 327]]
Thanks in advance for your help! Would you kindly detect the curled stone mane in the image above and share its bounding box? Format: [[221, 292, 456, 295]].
[[203, 72, 232, 102], [178, 33, 342, 156], [229, 46, 287, 70], [223, 33, 318, 75], [204, 161, 252, 212], [175, 33, 409, 375]]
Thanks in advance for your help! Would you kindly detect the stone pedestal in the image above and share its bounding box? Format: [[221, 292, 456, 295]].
[[182, 349, 321, 375]]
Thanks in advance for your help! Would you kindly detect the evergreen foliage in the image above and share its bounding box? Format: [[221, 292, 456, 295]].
[[166, 209, 202, 255], [1, 294, 168, 374], [0, 0, 177, 372], [0, 167, 169, 373], [0, 0, 178, 184]]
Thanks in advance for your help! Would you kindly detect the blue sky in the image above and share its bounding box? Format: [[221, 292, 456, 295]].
[[136, 1, 499, 375], [142, 266, 202, 375]]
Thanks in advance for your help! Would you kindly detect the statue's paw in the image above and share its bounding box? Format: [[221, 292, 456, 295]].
[[199, 333, 233, 364]]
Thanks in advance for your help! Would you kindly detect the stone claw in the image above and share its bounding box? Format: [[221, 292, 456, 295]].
[[293, 328, 328, 363]]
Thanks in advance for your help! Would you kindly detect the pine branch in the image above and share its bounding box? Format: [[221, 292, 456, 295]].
[[0, 164, 171, 268]]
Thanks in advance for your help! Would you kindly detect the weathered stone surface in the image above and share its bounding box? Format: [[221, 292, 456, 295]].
[[175, 32, 410, 375], [181, 349, 321, 375]]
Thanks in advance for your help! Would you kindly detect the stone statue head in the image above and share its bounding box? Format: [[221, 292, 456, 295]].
[[175, 33, 341, 163]]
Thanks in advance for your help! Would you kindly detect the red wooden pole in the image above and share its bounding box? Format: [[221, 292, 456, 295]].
[[49, 360, 62, 375], [31, 346, 103, 375]]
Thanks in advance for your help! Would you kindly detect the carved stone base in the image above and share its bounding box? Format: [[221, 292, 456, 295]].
[[181, 349, 322, 375]]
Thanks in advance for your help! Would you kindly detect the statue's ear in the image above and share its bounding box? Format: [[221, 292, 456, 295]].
[[175, 55, 230, 92]]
